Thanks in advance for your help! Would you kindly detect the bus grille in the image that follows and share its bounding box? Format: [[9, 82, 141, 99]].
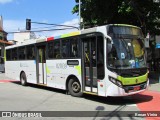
[[123, 82, 147, 93]]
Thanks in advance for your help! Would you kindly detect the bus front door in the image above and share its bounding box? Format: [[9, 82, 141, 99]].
[[37, 46, 47, 85], [82, 37, 98, 93]]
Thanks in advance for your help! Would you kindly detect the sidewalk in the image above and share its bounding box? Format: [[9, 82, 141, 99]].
[[148, 71, 160, 92]]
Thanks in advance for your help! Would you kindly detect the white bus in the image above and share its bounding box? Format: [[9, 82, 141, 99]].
[[5, 24, 149, 97]]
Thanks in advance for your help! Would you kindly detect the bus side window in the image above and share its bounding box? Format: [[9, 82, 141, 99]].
[[70, 38, 79, 58], [61, 39, 70, 58], [6, 49, 11, 61], [12, 48, 18, 60], [18, 47, 26, 60], [26, 45, 35, 60], [48, 41, 54, 59], [53, 41, 60, 59]]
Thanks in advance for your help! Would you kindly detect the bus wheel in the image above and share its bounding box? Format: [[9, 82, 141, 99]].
[[68, 78, 83, 97], [20, 72, 27, 86]]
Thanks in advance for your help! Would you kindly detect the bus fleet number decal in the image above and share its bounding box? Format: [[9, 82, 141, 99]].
[[56, 63, 67, 69]]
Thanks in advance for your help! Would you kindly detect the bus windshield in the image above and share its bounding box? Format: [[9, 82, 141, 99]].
[[107, 25, 146, 69], [108, 38, 146, 69]]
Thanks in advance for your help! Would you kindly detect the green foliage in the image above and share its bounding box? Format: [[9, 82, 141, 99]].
[[72, 0, 160, 36]]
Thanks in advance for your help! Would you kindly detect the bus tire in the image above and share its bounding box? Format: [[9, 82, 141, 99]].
[[20, 72, 27, 86], [68, 78, 83, 97]]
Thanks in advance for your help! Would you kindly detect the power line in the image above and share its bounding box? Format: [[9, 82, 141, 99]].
[[7, 27, 77, 34], [7, 19, 79, 34], [31, 21, 79, 30], [31, 25, 57, 30]]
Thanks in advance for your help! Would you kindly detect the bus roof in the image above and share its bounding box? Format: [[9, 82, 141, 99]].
[[46, 31, 81, 41], [46, 24, 141, 41], [108, 24, 141, 29], [6, 24, 141, 49]]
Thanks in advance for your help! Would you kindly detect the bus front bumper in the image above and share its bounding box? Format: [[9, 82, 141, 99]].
[[106, 79, 149, 97]]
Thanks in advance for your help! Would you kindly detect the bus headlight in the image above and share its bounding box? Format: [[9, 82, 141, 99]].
[[108, 76, 123, 88], [116, 81, 123, 88], [109, 76, 116, 83]]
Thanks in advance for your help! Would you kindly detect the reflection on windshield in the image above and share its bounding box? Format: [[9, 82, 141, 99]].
[[132, 39, 144, 58], [107, 38, 146, 69]]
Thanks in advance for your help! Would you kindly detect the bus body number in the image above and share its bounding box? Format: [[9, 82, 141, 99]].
[[56, 63, 67, 69]]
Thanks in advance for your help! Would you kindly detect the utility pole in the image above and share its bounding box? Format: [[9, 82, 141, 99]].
[[0, 16, 3, 31], [79, 0, 81, 30]]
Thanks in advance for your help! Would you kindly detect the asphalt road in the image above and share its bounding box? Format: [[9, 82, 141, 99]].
[[0, 73, 146, 120]]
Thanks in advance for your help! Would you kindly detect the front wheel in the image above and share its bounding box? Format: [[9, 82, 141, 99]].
[[20, 72, 27, 86], [68, 78, 83, 97]]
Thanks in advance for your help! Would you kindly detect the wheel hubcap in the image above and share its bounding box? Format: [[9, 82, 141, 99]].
[[72, 82, 80, 93]]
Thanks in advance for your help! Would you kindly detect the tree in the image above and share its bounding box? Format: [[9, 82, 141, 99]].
[[72, 0, 160, 36]]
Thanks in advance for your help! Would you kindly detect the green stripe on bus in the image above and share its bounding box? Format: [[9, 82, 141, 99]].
[[61, 31, 80, 38], [117, 73, 148, 85], [46, 65, 51, 74], [75, 66, 81, 75]]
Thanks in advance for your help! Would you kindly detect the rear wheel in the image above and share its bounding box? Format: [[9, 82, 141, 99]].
[[20, 72, 27, 86], [68, 78, 83, 97]]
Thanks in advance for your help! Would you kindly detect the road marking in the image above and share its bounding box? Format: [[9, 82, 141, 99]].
[[0, 80, 18, 83], [126, 104, 137, 107]]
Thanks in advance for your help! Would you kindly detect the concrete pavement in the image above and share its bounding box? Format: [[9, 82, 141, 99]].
[[0, 72, 160, 120], [1, 71, 160, 92]]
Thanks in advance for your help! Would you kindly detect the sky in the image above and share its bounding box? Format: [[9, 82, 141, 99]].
[[0, 0, 79, 39]]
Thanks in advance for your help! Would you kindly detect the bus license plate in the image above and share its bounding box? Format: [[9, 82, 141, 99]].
[[134, 86, 140, 91]]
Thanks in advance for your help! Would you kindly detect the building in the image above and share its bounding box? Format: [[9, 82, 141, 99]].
[[13, 31, 36, 44], [0, 16, 13, 72]]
